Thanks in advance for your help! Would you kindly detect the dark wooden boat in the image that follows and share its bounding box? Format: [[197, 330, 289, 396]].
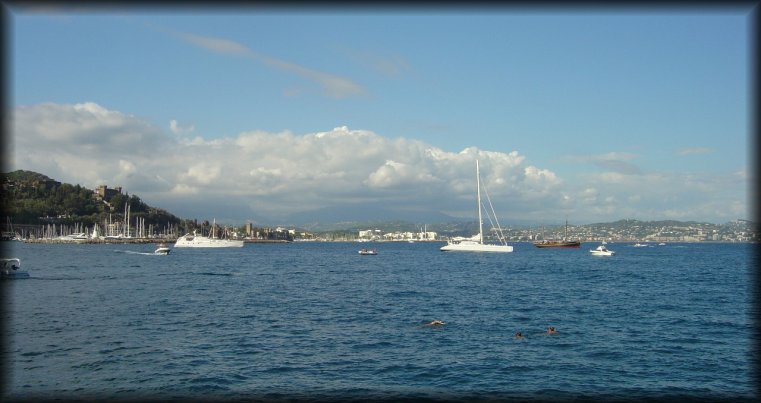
[[533, 239, 581, 248], [533, 220, 581, 248]]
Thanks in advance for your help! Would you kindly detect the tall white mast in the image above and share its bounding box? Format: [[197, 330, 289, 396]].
[[477, 159, 483, 245]]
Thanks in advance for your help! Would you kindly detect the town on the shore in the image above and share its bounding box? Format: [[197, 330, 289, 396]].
[[5, 218, 756, 245], [2, 170, 757, 244]]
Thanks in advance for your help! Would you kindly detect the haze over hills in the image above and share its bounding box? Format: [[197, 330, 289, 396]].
[[278, 206, 560, 232], [279, 204, 459, 231]]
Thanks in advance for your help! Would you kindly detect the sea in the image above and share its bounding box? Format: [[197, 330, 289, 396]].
[[1, 241, 757, 402]]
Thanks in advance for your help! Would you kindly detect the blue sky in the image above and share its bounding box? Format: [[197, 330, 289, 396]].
[[7, 5, 753, 225]]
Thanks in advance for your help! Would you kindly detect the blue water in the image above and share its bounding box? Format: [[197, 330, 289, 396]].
[[1, 241, 756, 401]]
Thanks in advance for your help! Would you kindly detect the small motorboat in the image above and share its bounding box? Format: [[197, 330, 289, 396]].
[[1, 258, 29, 279], [154, 243, 171, 255], [358, 248, 378, 255], [589, 245, 615, 256]]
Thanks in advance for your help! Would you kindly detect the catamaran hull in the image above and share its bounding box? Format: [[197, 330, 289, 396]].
[[174, 234, 244, 248], [174, 240, 244, 248], [440, 243, 514, 253]]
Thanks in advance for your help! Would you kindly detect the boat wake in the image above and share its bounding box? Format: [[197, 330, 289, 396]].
[[115, 250, 167, 256], [197, 272, 239, 277]]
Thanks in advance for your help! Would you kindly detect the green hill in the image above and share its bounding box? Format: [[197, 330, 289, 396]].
[[1, 170, 185, 230]]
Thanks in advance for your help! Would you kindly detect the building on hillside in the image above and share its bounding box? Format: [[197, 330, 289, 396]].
[[94, 185, 123, 201], [418, 231, 438, 240], [359, 229, 382, 241]]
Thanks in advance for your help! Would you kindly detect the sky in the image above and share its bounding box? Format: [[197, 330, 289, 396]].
[[5, 4, 754, 226]]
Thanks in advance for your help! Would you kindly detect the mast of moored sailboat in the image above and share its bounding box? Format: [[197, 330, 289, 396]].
[[476, 159, 483, 245]]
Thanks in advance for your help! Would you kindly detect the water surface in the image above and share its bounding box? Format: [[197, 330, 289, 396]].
[[2, 241, 756, 401]]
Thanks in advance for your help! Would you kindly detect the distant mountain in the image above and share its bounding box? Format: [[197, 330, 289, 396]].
[[279, 203, 460, 231]]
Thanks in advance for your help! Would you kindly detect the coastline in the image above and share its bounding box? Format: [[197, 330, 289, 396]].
[[16, 238, 292, 245], [9, 239, 753, 245]]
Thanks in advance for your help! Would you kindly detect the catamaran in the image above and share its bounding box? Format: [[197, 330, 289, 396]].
[[440, 160, 513, 253]]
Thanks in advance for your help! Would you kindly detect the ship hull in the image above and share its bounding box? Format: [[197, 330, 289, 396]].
[[533, 241, 581, 248]]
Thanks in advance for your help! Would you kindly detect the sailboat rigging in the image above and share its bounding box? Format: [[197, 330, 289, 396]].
[[440, 160, 514, 253]]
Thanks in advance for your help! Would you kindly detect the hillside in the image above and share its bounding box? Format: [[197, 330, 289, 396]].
[[1, 170, 185, 230]]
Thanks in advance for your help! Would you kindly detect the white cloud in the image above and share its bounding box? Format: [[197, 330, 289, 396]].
[[564, 152, 642, 175], [11, 102, 171, 189], [175, 31, 253, 56], [118, 159, 137, 177], [169, 119, 195, 135], [365, 159, 442, 188], [565, 169, 748, 223], [676, 147, 713, 156], [9, 102, 748, 224], [180, 162, 222, 186], [170, 29, 365, 99], [343, 48, 411, 77]]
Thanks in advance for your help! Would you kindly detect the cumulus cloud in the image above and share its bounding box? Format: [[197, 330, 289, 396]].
[[169, 119, 195, 135], [365, 159, 442, 188], [566, 169, 748, 223], [10, 102, 567, 222], [10, 102, 748, 224], [11, 102, 171, 189]]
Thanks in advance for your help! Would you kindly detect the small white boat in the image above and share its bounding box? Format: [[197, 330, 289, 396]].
[[1, 258, 29, 279], [590, 245, 615, 256], [633, 243, 648, 247], [57, 232, 89, 242], [358, 248, 378, 255], [154, 243, 171, 255]]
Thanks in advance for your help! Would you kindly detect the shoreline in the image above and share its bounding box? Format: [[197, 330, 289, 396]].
[[17, 238, 292, 245], [9, 239, 754, 245]]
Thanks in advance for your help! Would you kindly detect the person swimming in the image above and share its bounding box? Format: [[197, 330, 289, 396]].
[[546, 326, 557, 335], [514, 331, 524, 340]]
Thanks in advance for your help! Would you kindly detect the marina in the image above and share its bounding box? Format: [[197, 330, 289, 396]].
[[18, 237, 290, 244]]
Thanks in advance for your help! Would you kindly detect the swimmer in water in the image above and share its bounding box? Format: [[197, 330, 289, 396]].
[[514, 331, 524, 340], [546, 326, 557, 335], [422, 320, 445, 327]]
